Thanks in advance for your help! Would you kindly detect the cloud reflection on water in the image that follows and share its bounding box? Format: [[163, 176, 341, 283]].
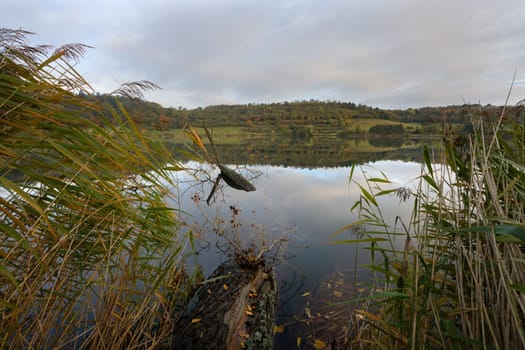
[[170, 160, 422, 275], [168, 159, 424, 336]]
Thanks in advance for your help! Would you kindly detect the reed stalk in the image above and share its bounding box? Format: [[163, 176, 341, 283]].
[[1, 29, 193, 349], [342, 101, 525, 349]]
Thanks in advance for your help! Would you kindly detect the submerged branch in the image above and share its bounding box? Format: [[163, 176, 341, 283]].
[[203, 126, 256, 205]]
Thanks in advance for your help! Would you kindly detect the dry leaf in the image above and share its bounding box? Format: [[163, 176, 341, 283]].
[[304, 307, 312, 319], [314, 339, 327, 349], [297, 336, 302, 347], [186, 126, 208, 159], [154, 291, 167, 307], [273, 324, 284, 334], [239, 330, 250, 339], [333, 290, 343, 298], [302, 291, 311, 297], [191, 318, 202, 324], [223, 283, 229, 290], [245, 305, 254, 316]]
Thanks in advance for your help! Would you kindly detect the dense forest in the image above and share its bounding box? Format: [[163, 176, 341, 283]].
[[83, 94, 523, 135]]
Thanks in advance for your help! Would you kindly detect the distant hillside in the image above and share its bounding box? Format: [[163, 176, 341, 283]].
[[82, 94, 519, 133]]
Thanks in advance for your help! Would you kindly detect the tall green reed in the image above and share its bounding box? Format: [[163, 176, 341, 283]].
[[340, 102, 525, 349], [1, 29, 194, 348]]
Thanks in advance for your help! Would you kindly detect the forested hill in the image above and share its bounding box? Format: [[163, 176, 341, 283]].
[[83, 94, 517, 130]]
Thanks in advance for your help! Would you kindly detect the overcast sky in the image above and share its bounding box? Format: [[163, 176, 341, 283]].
[[3, 0, 525, 109]]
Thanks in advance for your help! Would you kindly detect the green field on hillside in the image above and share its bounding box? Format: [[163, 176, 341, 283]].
[[153, 119, 426, 145]]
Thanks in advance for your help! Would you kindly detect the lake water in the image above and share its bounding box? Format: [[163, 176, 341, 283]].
[[167, 139, 430, 348]]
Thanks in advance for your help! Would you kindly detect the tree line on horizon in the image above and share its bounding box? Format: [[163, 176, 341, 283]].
[[82, 93, 523, 132]]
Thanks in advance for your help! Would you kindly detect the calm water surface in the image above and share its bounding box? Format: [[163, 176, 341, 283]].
[[168, 158, 423, 347]]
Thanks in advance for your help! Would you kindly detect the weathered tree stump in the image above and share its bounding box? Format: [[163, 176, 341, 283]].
[[168, 256, 277, 349]]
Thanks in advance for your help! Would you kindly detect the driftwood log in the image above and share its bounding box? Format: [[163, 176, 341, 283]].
[[169, 257, 277, 349], [200, 126, 256, 205], [206, 164, 256, 205]]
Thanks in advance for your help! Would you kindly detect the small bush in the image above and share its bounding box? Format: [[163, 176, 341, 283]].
[[368, 124, 406, 135]]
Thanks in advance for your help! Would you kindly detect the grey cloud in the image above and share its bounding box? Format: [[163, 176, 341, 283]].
[[2, 0, 524, 108]]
